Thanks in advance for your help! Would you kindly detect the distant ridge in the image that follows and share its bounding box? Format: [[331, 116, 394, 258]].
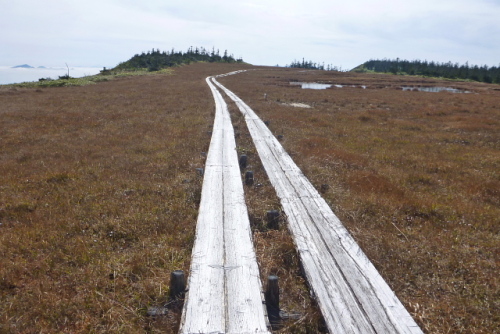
[[353, 58, 500, 84], [12, 64, 34, 69]]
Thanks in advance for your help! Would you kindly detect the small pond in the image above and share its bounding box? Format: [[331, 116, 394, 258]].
[[290, 82, 367, 90], [290, 82, 468, 93], [402, 86, 470, 93], [290, 82, 332, 89]]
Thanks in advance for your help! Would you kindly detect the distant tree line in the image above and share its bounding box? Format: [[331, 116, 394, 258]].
[[287, 58, 342, 71], [360, 58, 500, 84], [114, 47, 243, 71]]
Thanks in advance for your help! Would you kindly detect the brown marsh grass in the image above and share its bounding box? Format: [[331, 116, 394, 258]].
[[0, 63, 251, 333], [219, 68, 499, 334], [1, 63, 498, 333]]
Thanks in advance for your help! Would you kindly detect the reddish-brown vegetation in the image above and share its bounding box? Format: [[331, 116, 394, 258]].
[[0, 63, 250, 333], [219, 69, 499, 334], [1, 64, 498, 333]]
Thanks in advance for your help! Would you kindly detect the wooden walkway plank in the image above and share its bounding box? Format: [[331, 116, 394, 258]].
[[212, 75, 423, 334], [179, 77, 270, 334]]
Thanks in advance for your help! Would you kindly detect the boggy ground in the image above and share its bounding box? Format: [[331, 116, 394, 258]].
[[218, 68, 499, 334], [0, 63, 251, 333], [0, 63, 498, 334]]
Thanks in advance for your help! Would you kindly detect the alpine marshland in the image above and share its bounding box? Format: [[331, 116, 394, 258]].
[[1, 50, 498, 333]]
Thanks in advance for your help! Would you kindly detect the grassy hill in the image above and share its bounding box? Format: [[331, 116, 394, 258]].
[[1, 63, 498, 333], [113, 47, 244, 72]]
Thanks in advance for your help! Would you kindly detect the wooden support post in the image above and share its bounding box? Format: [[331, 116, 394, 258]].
[[245, 170, 254, 186], [266, 210, 280, 230], [266, 275, 280, 328], [266, 275, 279, 310], [239, 154, 248, 170], [170, 270, 185, 299]]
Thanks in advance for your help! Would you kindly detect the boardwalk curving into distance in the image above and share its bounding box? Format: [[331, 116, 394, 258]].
[[179, 76, 270, 334], [211, 72, 424, 334]]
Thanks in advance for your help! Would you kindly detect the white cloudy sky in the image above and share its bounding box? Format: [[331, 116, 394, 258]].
[[1, 0, 499, 70]]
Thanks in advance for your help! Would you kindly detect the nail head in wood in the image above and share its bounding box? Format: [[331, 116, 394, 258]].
[[170, 270, 185, 299]]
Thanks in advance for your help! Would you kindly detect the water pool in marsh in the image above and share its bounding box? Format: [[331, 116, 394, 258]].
[[402, 86, 470, 93], [290, 82, 367, 89], [289, 82, 468, 93], [290, 82, 332, 89]]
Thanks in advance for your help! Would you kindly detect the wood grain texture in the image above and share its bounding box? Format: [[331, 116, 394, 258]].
[[213, 74, 423, 334], [179, 76, 270, 334]]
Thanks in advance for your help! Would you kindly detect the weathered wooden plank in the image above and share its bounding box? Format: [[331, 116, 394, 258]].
[[179, 90, 226, 333], [179, 77, 269, 334], [213, 75, 423, 334]]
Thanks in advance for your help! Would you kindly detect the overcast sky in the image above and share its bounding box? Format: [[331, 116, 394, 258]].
[[2, 0, 499, 70]]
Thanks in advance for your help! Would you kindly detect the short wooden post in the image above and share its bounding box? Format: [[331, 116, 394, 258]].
[[266, 275, 280, 309], [239, 154, 248, 170], [245, 171, 254, 186], [267, 210, 280, 229], [266, 275, 280, 327], [170, 270, 185, 299]]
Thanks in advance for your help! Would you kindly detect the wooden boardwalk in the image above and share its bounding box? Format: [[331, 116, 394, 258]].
[[212, 74, 423, 334], [179, 76, 270, 334]]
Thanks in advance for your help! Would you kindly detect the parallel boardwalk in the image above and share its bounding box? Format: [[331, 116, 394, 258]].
[[179, 77, 270, 334], [213, 74, 423, 334]]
